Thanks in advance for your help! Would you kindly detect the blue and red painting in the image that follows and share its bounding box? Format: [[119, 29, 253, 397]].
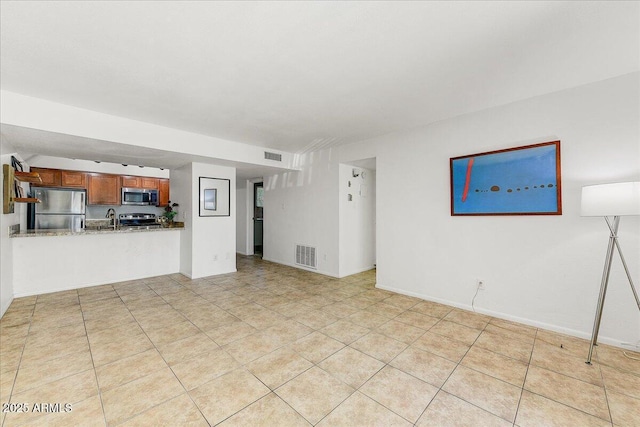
[[450, 141, 561, 215]]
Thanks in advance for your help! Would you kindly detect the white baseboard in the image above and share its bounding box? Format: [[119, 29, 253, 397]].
[[261, 256, 339, 278], [376, 282, 628, 349], [0, 296, 13, 318], [338, 265, 376, 278]]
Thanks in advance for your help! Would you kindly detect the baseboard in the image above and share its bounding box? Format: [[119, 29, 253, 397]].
[[338, 265, 376, 278], [376, 282, 629, 349], [261, 256, 339, 278], [0, 296, 13, 318], [13, 270, 182, 298]]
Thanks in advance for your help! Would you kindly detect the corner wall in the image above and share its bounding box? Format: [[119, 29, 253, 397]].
[[175, 162, 236, 278], [371, 73, 639, 345], [263, 149, 340, 277], [338, 164, 376, 277], [236, 180, 249, 255], [0, 144, 19, 316], [264, 73, 639, 347]]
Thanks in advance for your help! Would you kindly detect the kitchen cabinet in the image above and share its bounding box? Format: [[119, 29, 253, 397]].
[[158, 178, 170, 207], [140, 177, 158, 189], [121, 176, 140, 188], [28, 166, 167, 206], [61, 170, 87, 188], [30, 167, 61, 187], [121, 176, 158, 189], [88, 173, 120, 205]]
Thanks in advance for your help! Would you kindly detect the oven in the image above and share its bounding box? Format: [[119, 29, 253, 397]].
[[118, 213, 161, 229]]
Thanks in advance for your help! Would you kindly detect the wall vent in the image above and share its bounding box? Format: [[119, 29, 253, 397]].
[[264, 151, 282, 162], [295, 244, 317, 269]]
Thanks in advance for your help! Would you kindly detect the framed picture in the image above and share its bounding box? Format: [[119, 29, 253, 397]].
[[199, 177, 230, 217], [450, 141, 561, 216]]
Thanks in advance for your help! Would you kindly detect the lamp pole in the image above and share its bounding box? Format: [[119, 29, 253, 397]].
[[582, 182, 640, 365], [586, 216, 619, 365]]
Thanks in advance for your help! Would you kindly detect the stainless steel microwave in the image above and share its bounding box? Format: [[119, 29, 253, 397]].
[[121, 187, 159, 206]]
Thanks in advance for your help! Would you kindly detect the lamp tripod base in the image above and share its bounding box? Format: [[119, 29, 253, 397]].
[[586, 216, 640, 365]]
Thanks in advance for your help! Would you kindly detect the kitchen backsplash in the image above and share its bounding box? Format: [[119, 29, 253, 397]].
[[86, 204, 164, 220]]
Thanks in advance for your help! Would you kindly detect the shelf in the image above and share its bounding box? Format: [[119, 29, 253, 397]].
[[12, 197, 40, 203], [14, 170, 42, 183], [4, 164, 41, 213]]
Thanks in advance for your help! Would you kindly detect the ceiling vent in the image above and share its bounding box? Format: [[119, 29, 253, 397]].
[[295, 244, 317, 269], [264, 151, 282, 162]]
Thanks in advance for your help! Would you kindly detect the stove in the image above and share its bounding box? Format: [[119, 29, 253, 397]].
[[118, 213, 161, 229]]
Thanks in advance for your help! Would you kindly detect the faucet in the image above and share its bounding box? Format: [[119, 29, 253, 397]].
[[106, 208, 116, 228]]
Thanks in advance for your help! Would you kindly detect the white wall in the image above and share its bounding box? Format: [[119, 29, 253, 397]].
[[27, 155, 170, 178], [267, 73, 639, 347], [338, 164, 376, 277], [175, 162, 236, 278], [370, 73, 639, 346], [172, 163, 193, 278], [236, 180, 249, 255], [12, 230, 181, 297], [0, 143, 20, 316], [263, 149, 340, 276], [1, 91, 295, 171]]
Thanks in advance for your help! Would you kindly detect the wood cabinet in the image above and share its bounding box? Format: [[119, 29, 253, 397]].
[[121, 175, 140, 188], [140, 177, 158, 189], [31, 167, 61, 187], [61, 170, 87, 188], [121, 176, 158, 189], [88, 173, 120, 205], [158, 178, 170, 207], [27, 166, 167, 206]]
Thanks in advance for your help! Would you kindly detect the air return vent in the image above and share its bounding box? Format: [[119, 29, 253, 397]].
[[264, 151, 282, 162], [295, 244, 317, 269]]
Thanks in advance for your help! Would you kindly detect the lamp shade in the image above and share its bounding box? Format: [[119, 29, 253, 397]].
[[581, 182, 640, 216]]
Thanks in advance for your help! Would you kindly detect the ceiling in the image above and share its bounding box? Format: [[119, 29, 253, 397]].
[[1, 1, 638, 164]]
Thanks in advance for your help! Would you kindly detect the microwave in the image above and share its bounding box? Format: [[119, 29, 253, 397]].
[[121, 187, 159, 206]]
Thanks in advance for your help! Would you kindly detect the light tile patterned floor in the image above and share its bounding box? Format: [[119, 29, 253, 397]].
[[0, 255, 638, 426]]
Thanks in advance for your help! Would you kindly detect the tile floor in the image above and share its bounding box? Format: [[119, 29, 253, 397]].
[[0, 255, 638, 426]]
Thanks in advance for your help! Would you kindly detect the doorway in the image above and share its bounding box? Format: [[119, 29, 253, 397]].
[[253, 182, 264, 255]]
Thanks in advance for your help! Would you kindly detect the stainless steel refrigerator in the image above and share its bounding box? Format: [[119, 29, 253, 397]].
[[28, 187, 86, 230]]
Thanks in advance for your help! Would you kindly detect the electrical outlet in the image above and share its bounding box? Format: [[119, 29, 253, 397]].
[[476, 279, 485, 290]]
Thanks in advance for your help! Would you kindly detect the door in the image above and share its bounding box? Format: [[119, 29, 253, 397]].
[[253, 182, 264, 255]]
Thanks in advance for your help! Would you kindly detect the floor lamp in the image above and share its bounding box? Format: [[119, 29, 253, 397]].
[[581, 181, 640, 365]]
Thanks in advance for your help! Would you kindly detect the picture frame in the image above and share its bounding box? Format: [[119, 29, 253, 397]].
[[199, 177, 230, 217], [450, 141, 561, 216]]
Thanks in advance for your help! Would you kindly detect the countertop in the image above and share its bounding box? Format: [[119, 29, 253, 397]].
[[10, 226, 184, 238]]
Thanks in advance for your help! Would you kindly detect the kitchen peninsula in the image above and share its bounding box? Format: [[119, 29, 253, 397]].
[[10, 225, 182, 297]]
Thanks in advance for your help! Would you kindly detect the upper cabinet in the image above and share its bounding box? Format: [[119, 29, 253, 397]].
[[61, 170, 87, 188], [31, 167, 61, 187], [141, 177, 158, 189], [121, 176, 158, 189], [87, 173, 119, 205], [158, 178, 170, 207], [28, 167, 168, 206]]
